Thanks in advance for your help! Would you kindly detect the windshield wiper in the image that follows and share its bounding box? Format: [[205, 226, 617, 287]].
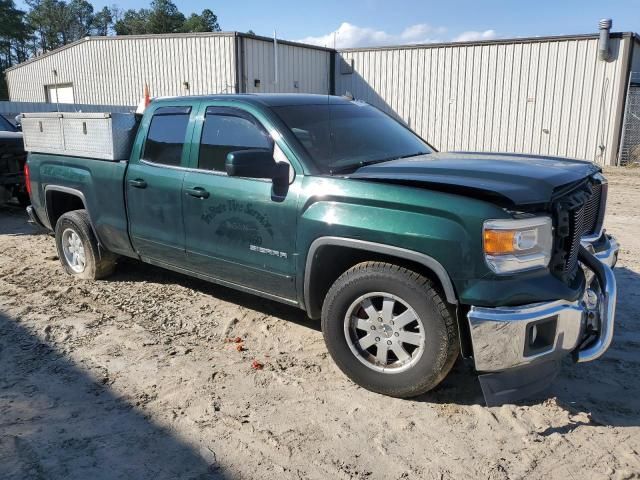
[[393, 151, 429, 160], [328, 151, 428, 175], [328, 160, 382, 175]]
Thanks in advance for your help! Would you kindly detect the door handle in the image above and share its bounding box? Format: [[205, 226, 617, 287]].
[[185, 187, 210, 199], [128, 178, 147, 189]]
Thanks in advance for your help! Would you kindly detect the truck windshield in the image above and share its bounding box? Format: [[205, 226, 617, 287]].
[[272, 102, 432, 174], [0, 115, 17, 132]]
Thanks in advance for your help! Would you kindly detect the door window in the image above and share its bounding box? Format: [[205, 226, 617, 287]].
[[198, 107, 272, 172], [142, 106, 192, 166]]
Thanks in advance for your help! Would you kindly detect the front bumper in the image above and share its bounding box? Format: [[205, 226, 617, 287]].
[[467, 234, 618, 373]]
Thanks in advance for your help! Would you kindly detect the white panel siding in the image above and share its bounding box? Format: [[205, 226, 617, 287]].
[[242, 37, 331, 94], [6, 33, 238, 106], [337, 37, 631, 165]]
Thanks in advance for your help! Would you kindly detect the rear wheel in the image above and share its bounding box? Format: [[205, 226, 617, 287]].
[[321, 262, 459, 398], [55, 210, 117, 280]]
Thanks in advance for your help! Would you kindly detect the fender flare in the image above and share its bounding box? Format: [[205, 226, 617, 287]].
[[303, 236, 458, 315], [44, 184, 103, 245]]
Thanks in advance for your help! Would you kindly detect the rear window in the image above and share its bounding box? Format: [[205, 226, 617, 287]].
[[142, 106, 191, 166]]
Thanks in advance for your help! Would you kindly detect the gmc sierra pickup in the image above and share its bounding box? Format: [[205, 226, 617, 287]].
[[24, 94, 619, 404]]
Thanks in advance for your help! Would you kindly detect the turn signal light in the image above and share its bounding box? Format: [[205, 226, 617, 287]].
[[484, 229, 517, 255]]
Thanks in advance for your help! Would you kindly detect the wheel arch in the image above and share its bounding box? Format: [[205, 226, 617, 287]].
[[303, 237, 458, 319], [44, 185, 103, 245]]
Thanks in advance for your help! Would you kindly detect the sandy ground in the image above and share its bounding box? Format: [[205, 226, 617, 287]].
[[1, 168, 639, 480]]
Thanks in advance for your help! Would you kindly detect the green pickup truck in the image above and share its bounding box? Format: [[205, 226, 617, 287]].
[[24, 94, 619, 405]]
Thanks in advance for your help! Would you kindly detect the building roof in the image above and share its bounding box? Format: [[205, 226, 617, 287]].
[[339, 31, 639, 52]]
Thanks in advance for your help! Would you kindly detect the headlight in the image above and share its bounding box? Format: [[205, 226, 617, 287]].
[[483, 217, 553, 274]]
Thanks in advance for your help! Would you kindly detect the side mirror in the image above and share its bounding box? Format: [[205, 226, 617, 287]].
[[225, 149, 288, 181]]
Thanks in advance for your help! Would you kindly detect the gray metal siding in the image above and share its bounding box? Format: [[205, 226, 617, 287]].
[[6, 34, 237, 106], [337, 37, 631, 165], [242, 37, 331, 94], [632, 37, 640, 74]]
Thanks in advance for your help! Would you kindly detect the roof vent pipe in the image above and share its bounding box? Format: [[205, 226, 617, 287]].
[[598, 18, 612, 61]]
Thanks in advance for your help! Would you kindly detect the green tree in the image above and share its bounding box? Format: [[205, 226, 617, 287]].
[[92, 6, 113, 36], [146, 0, 184, 34], [65, 0, 94, 41], [25, 0, 95, 49], [182, 9, 220, 33], [115, 3, 221, 36], [113, 8, 150, 35], [26, 0, 66, 51], [0, 0, 32, 98]]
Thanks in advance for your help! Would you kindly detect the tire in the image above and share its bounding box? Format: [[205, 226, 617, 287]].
[[55, 209, 117, 280], [321, 262, 459, 398]]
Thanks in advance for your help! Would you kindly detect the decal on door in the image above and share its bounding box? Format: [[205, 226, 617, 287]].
[[250, 245, 288, 259], [198, 199, 288, 258]]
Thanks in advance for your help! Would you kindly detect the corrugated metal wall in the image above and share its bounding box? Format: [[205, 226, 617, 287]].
[[6, 33, 237, 106], [241, 37, 331, 94], [337, 37, 631, 165]]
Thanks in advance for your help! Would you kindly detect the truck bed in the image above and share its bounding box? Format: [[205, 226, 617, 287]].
[[27, 152, 135, 257]]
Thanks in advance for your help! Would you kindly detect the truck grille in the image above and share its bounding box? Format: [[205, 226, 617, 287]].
[[564, 206, 585, 275], [583, 182, 605, 236], [551, 175, 606, 282]]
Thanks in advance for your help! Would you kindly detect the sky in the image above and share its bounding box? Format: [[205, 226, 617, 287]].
[[17, 0, 640, 48]]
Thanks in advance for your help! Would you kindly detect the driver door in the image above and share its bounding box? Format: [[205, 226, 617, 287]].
[[181, 103, 300, 301]]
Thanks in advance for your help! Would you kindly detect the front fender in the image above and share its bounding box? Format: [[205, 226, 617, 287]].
[[295, 176, 509, 311]]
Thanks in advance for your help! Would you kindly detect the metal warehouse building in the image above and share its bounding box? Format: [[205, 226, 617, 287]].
[[337, 29, 640, 167], [5, 32, 333, 105], [4, 25, 640, 166]]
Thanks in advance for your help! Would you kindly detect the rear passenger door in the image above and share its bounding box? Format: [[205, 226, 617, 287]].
[[181, 103, 300, 301], [126, 104, 197, 265]]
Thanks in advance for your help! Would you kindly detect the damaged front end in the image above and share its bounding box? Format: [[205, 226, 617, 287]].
[[466, 173, 619, 406]]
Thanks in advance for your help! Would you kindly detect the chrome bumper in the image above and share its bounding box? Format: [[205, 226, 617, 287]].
[[468, 235, 619, 372]]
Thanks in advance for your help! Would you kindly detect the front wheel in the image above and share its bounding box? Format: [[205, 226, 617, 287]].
[[321, 262, 459, 398], [55, 210, 117, 280]]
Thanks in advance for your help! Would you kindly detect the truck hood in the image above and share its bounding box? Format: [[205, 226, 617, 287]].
[[350, 152, 600, 206]]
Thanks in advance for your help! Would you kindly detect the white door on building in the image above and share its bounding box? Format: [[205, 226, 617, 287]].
[[46, 84, 74, 104]]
